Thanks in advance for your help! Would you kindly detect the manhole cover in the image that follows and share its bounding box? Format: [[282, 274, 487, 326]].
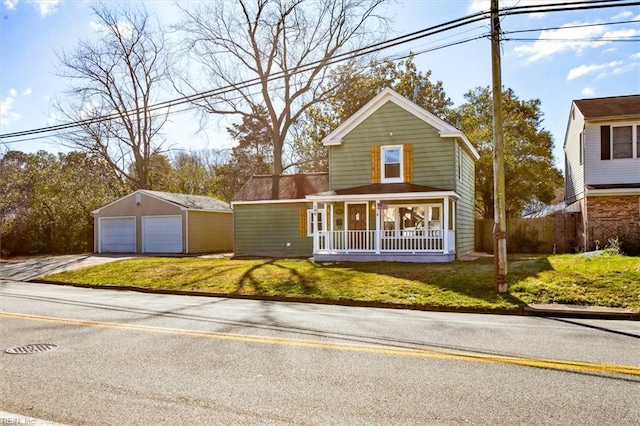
[[5, 343, 59, 355]]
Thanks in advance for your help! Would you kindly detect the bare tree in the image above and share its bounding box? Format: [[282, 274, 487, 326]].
[[56, 4, 171, 190], [176, 0, 387, 196]]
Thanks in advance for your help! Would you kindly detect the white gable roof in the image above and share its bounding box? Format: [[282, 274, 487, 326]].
[[322, 88, 480, 160]]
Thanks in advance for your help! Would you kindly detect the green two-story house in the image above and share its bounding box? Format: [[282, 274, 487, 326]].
[[232, 88, 479, 262]]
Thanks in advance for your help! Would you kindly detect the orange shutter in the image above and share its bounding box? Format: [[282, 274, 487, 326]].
[[403, 143, 413, 182], [299, 209, 308, 237], [371, 145, 381, 183]]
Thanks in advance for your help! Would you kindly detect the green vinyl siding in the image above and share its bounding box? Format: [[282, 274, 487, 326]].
[[329, 101, 456, 190], [455, 141, 476, 256], [233, 202, 313, 257]]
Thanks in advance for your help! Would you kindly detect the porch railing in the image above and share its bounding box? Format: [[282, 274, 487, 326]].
[[317, 230, 448, 253]]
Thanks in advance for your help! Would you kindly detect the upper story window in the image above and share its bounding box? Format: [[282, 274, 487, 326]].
[[612, 125, 633, 159], [381, 145, 403, 183], [601, 124, 638, 160]]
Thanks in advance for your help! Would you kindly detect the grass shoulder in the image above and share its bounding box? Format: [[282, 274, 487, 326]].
[[41, 253, 640, 313]]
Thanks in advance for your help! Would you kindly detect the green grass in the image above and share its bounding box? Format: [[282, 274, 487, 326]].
[[41, 253, 640, 313]]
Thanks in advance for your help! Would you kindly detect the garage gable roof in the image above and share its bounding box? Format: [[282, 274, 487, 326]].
[[92, 190, 232, 214], [142, 190, 232, 212]]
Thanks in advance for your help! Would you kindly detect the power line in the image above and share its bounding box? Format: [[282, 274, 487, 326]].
[[506, 36, 639, 42], [0, 11, 489, 140], [1, 0, 638, 143], [502, 19, 640, 35]]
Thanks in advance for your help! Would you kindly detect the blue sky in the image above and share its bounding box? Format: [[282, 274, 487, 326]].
[[1, 0, 639, 172]]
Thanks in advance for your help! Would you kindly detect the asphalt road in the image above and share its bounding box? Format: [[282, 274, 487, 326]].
[[1, 280, 639, 425]]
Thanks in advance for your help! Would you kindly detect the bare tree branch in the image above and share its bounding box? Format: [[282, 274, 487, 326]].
[[175, 0, 388, 191], [55, 4, 171, 190]]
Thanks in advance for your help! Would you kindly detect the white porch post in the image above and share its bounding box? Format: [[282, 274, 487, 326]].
[[312, 202, 319, 253], [375, 200, 381, 254], [443, 196, 449, 253]]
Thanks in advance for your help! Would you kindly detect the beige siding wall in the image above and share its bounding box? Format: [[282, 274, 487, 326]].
[[94, 192, 232, 254], [93, 193, 187, 253], [94, 193, 185, 253], [187, 211, 233, 253]]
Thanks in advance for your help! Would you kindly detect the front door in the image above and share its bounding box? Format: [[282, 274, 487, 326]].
[[347, 203, 368, 250]]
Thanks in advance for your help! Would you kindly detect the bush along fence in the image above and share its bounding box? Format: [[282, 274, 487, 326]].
[[475, 215, 578, 254]]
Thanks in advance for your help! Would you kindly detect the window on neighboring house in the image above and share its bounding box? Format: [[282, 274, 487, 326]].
[[612, 125, 633, 159], [381, 145, 402, 182], [306, 209, 325, 237], [579, 132, 584, 165]]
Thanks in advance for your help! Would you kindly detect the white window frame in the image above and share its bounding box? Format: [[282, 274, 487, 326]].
[[610, 124, 637, 160], [380, 203, 443, 233], [579, 132, 584, 165], [381, 145, 404, 183], [306, 208, 326, 237]]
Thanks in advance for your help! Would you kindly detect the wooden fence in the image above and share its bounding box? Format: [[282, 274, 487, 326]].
[[475, 214, 577, 254]]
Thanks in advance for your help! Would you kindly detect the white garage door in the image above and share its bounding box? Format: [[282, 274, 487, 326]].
[[100, 218, 136, 253], [143, 216, 183, 253]]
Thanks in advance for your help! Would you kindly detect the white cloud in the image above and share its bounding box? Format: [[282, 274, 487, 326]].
[[32, 0, 61, 17], [513, 21, 639, 63], [603, 28, 640, 39], [1, 92, 20, 127], [4, 0, 18, 10], [612, 11, 633, 19], [609, 62, 640, 77], [631, 52, 640, 60], [514, 23, 608, 62], [8, 88, 17, 97], [89, 19, 133, 39], [567, 61, 621, 81], [467, 0, 584, 16], [22, 88, 32, 96], [581, 87, 595, 97]]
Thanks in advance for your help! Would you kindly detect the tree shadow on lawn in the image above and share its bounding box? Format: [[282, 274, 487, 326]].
[[313, 254, 555, 309], [235, 259, 321, 296]]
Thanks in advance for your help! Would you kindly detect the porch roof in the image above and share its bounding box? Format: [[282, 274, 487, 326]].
[[307, 182, 459, 202]]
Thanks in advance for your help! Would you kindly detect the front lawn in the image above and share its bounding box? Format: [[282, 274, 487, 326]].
[[41, 253, 640, 313]]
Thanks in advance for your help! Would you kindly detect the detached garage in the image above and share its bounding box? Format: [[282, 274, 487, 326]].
[[92, 190, 233, 254]]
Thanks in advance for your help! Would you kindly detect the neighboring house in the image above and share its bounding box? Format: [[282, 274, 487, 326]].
[[92, 190, 233, 254], [564, 94, 640, 253], [233, 88, 479, 262]]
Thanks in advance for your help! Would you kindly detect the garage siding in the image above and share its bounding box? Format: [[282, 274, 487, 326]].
[[94, 192, 185, 253], [187, 211, 233, 253]]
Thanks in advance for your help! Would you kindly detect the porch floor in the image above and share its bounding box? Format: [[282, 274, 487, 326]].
[[313, 251, 456, 263]]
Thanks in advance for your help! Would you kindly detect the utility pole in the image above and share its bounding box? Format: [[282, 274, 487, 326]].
[[491, 0, 508, 293]]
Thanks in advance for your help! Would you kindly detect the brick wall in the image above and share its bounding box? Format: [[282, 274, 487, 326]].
[[586, 195, 640, 253]]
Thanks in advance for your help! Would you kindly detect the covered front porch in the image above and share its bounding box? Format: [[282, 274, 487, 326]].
[[307, 185, 459, 262]]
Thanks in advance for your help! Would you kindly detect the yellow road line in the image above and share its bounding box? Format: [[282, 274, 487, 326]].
[[3, 311, 639, 376]]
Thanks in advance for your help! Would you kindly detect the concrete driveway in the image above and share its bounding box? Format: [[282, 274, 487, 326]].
[[0, 254, 132, 281]]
